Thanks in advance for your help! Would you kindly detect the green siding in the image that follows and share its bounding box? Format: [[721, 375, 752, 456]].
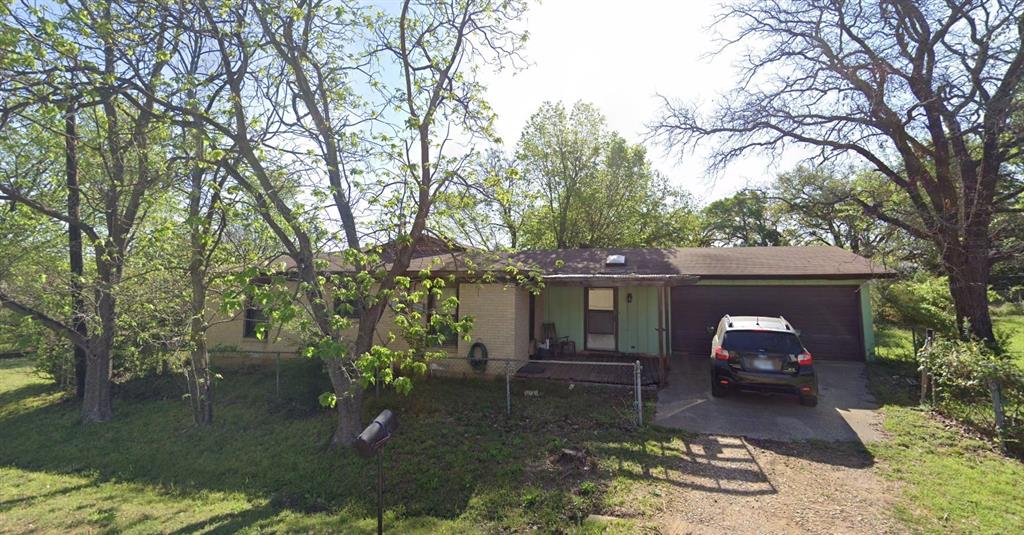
[[617, 286, 660, 355], [860, 282, 875, 361], [544, 286, 584, 348], [542, 285, 662, 356]]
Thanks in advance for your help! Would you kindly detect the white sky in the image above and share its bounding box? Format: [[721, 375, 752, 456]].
[[480, 0, 807, 205]]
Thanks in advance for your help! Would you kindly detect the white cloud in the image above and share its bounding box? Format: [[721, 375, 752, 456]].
[[481, 0, 808, 204]]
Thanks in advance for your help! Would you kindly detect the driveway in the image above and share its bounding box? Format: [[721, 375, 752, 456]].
[[654, 357, 884, 442]]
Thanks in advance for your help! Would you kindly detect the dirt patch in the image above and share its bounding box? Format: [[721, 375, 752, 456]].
[[635, 435, 901, 535]]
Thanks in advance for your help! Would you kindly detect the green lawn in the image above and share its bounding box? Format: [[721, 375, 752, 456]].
[[867, 323, 1024, 534], [994, 313, 1024, 357], [0, 357, 665, 534], [5, 318, 1024, 534]]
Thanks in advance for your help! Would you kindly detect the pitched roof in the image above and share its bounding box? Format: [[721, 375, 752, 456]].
[[273, 245, 893, 280], [406, 246, 892, 280]]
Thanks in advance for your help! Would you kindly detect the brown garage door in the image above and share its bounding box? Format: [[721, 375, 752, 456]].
[[671, 285, 863, 361]]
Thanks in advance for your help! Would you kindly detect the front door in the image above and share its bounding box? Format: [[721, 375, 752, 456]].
[[585, 287, 616, 351]]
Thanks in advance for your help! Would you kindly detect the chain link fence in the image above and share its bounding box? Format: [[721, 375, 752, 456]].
[[500, 357, 644, 426], [916, 334, 1024, 456], [209, 350, 653, 429]]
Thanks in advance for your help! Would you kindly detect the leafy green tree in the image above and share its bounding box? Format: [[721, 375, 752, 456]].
[[516, 101, 605, 248], [0, 1, 177, 422], [699, 189, 785, 247], [768, 166, 904, 257], [515, 101, 700, 249], [147, 0, 528, 446]]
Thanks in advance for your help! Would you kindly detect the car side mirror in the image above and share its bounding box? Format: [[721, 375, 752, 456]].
[[706, 325, 716, 334], [794, 329, 801, 336]]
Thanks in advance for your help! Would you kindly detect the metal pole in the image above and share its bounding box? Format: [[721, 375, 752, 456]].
[[505, 361, 512, 417], [634, 360, 643, 427], [376, 451, 384, 535], [275, 352, 281, 398]]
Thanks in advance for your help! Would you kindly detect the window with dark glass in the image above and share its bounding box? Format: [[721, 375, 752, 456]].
[[242, 299, 268, 339], [334, 294, 362, 319], [428, 286, 459, 347]]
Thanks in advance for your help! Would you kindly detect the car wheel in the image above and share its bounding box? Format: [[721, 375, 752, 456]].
[[711, 381, 729, 398], [799, 395, 818, 407]]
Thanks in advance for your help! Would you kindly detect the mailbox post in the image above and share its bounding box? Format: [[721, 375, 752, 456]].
[[353, 410, 398, 535]]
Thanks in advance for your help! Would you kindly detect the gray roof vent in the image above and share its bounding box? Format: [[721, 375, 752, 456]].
[[605, 254, 626, 266]]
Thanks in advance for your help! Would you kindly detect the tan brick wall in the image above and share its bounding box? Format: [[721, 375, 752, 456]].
[[428, 283, 529, 378], [206, 281, 305, 355], [205, 280, 528, 377]]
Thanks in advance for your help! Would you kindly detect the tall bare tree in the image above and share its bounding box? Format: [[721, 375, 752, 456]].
[[652, 0, 1024, 341]]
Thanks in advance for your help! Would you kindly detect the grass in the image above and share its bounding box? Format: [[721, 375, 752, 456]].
[[867, 323, 1024, 534], [994, 313, 1024, 357], [5, 316, 1024, 534], [0, 357, 675, 534]]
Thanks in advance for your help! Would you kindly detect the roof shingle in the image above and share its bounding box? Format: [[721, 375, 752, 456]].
[[406, 246, 892, 279]]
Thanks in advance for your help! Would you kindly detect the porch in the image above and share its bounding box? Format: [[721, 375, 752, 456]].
[[526, 278, 688, 386]]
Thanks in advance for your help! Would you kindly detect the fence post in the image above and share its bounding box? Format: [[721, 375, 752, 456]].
[[505, 360, 512, 417], [990, 379, 1008, 454], [275, 352, 281, 398], [634, 360, 643, 427], [919, 330, 934, 406]]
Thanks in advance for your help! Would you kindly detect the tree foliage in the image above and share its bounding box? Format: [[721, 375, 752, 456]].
[[513, 101, 700, 249], [698, 189, 785, 247]]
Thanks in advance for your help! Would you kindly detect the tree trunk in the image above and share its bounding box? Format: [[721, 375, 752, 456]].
[[944, 239, 995, 342], [187, 339, 213, 425], [187, 259, 212, 425], [65, 98, 88, 398], [185, 109, 213, 426], [947, 265, 995, 342], [326, 357, 363, 448], [82, 262, 116, 423], [81, 345, 113, 422]]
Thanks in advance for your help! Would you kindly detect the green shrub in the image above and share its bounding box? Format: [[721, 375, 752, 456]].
[[920, 338, 1024, 455], [920, 339, 1021, 401], [875, 274, 958, 337]]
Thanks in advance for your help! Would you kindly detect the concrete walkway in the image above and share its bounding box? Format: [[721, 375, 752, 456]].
[[654, 357, 884, 442]]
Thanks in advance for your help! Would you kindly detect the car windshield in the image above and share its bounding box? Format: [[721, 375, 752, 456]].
[[723, 330, 802, 354]]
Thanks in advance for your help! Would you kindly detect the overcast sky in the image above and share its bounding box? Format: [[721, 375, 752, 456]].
[[480, 0, 807, 205]]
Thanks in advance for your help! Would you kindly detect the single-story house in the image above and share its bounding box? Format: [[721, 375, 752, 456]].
[[206, 244, 892, 381]]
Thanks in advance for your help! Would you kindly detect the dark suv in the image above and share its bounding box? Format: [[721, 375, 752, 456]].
[[709, 315, 818, 406]]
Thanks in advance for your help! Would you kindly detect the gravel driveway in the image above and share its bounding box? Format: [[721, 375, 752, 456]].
[[637, 357, 898, 534], [650, 435, 902, 535]]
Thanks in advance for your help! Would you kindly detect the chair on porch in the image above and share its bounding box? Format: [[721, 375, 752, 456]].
[[541, 323, 576, 357]]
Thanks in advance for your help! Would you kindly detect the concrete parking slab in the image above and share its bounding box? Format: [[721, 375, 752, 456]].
[[654, 357, 884, 442]]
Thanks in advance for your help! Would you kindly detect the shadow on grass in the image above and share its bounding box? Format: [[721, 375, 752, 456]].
[[0, 359, 671, 530], [165, 506, 280, 535], [0, 482, 95, 510], [0, 381, 60, 409], [0, 357, 888, 531], [593, 431, 779, 497]]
